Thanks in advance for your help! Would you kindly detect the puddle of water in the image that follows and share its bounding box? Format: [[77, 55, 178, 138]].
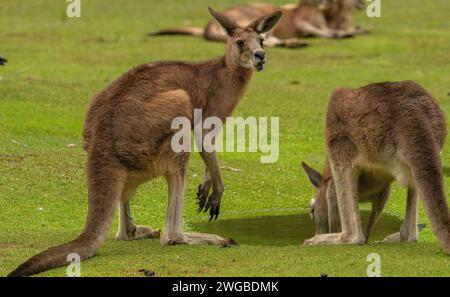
[[191, 211, 401, 246]]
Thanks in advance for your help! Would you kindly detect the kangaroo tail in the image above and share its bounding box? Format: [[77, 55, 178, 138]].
[[149, 27, 204, 37], [8, 154, 124, 277], [404, 130, 450, 254]]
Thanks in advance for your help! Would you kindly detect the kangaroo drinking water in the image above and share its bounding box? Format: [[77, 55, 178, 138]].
[[302, 81, 450, 253], [8, 7, 283, 277]]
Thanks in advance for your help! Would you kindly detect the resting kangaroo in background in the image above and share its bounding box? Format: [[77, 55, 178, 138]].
[[0, 57, 7, 65], [324, 0, 368, 35], [151, 0, 366, 48], [8, 7, 283, 277], [301, 81, 450, 254]]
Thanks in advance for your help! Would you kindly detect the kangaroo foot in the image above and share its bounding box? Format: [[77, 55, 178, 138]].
[[303, 233, 364, 246], [116, 225, 160, 241], [161, 232, 237, 247], [382, 232, 417, 243]]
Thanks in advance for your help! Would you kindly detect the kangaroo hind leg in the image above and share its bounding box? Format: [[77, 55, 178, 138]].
[[304, 137, 365, 246], [365, 186, 390, 243], [383, 187, 418, 243], [161, 154, 237, 247], [116, 185, 160, 241], [399, 128, 450, 253]]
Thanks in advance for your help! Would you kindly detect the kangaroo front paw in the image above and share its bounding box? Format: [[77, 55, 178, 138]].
[[197, 183, 223, 221], [196, 181, 212, 213], [203, 191, 222, 221]]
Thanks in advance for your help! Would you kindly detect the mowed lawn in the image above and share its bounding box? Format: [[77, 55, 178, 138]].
[[1, 0, 450, 277]]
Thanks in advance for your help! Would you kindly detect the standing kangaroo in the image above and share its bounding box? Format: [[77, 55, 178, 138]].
[[8, 7, 283, 277], [151, 0, 366, 48], [301, 81, 450, 254]]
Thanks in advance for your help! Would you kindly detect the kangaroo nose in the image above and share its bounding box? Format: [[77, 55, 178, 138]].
[[254, 50, 265, 62]]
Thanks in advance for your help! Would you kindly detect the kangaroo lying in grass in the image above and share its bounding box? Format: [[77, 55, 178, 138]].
[[151, 0, 367, 48], [301, 81, 450, 253], [0, 57, 7, 65], [324, 0, 368, 34], [8, 7, 283, 277]]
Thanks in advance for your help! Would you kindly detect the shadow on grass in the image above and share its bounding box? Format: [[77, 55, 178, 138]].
[[191, 211, 402, 246], [442, 167, 450, 177]]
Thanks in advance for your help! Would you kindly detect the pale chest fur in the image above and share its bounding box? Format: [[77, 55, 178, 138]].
[[204, 70, 252, 120]]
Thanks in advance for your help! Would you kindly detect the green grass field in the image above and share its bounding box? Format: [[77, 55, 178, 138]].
[[1, 0, 450, 277]]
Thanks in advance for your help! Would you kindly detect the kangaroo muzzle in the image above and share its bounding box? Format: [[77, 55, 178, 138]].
[[253, 50, 266, 71]]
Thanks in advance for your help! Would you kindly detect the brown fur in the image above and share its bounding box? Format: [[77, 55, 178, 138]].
[[151, 0, 368, 48], [8, 7, 283, 277], [324, 0, 368, 34], [302, 81, 450, 253]]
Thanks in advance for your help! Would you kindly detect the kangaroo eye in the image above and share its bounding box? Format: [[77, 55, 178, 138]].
[[236, 40, 245, 48], [259, 38, 265, 46]]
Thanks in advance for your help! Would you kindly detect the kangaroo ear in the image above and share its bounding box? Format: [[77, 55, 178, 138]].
[[208, 7, 238, 36], [248, 10, 283, 34], [301, 162, 323, 189]]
